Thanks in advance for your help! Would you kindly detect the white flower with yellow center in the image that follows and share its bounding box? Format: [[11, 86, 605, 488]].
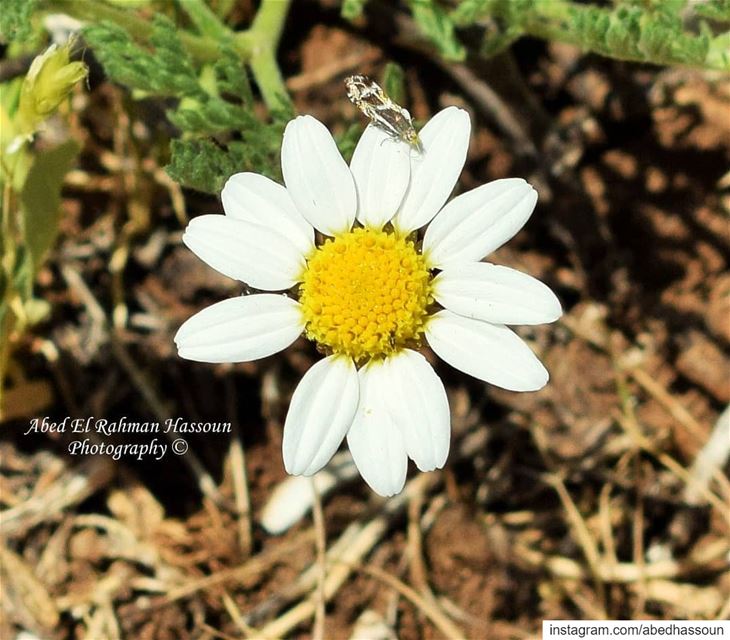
[[175, 107, 562, 497]]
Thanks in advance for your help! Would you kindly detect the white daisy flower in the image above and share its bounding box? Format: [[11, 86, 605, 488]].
[[175, 107, 562, 497]]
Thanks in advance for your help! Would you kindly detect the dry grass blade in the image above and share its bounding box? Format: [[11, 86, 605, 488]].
[[153, 530, 314, 606], [616, 413, 730, 530], [516, 538, 730, 583], [0, 545, 59, 634], [0, 458, 113, 537], [221, 591, 263, 639], [347, 562, 466, 640], [224, 377, 253, 557], [685, 404, 730, 504], [310, 477, 327, 640]]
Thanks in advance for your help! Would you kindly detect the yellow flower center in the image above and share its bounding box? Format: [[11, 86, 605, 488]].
[[299, 227, 433, 362]]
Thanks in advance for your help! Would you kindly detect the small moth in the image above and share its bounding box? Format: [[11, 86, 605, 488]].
[[345, 74, 423, 153]]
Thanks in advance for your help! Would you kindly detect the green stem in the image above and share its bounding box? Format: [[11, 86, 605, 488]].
[[237, 0, 293, 112], [250, 0, 290, 50], [248, 49, 290, 111], [178, 0, 232, 40]]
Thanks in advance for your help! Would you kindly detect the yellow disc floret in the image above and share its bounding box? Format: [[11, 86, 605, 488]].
[[299, 227, 432, 362]]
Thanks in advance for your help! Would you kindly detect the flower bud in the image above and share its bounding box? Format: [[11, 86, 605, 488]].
[[16, 42, 87, 136]]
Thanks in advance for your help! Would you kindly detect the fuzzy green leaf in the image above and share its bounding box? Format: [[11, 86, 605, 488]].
[[83, 16, 202, 96], [0, 0, 38, 42], [381, 63, 406, 105], [450, 0, 492, 26], [166, 138, 238, 194], [480, 25, 523, 58], [166, 108, 287, 194], [695, 0, 730, 21], [215, 46, 254, 104], [341, 0, 368, 20], [707, 30, 730, 68], [168, 97, 258, 134], [408, 0, 466, 61], [334, 123, 363, 164]]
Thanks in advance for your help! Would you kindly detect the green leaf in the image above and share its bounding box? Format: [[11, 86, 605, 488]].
[[408, 0, 466, 61], [0, 260, 7, 304], [707, 30, 730, 69], [480, 25, 523, 58], [341, 0, 368, 20], [215, 46, 254, 104], [166, 98, 289, 191], [166, 138, 237, 194], [23, 297, 51, 325], [334, 123, 363, 164], [695, 0, 730, 21], [381, 63, 406, 105], [450, 0, 493, 26], [20, 139, 80, 271], [11, 244, 33, 303], [0, 0, 38, 42], [605, 8, 642, 59], [83, 16, 202, 97]]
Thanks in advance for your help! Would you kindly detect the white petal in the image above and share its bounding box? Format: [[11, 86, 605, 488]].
[[260, 452, 359, 534], [392, 106, 471, 233], [183, 215, 304, 291], [347, 361, 408, 496], [381, 350, 450, 472], [221, 172, 314, 255], [425, 310, 549, 392], [433, 263, 562, 325], [423, 178, 537, 267], [175, 294, 303, 363], [350, 124, 411, 228], [283, 356, 359, 476], [281, 115, 357, 236]]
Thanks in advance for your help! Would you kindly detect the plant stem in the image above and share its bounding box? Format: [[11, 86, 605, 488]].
[[178, 0, 232, 40], [248, 49, 291, 112], [250, 0, 290, 50], [236, 0, 293, 112]]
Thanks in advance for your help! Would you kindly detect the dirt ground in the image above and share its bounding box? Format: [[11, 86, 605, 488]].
[[1, 5, 729, 640]]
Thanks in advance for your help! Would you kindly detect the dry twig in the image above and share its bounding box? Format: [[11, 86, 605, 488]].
[[310, 477, 327, 640]]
